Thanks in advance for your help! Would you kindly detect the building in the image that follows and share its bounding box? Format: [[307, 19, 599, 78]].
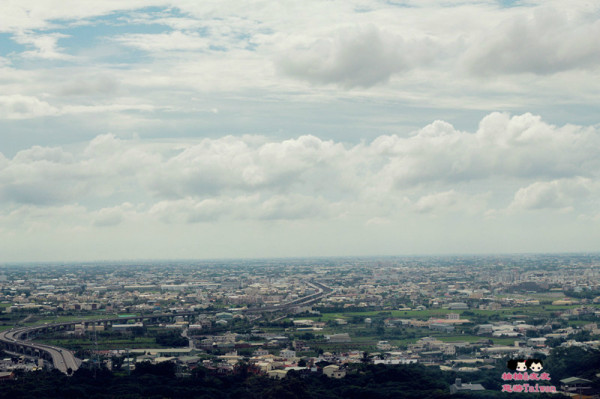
[[527, 337, 547, 347], [477, 324, 493, 335], [267, 369, 288, 379], [377, 341, 393, 351], [279, 349, 296, 359], [0, 371, 15, 381], [447, 303, 468, 310], [449, 378, 485, 394], [323, 365, 346, 379], [429, 323, 455, 333], [112, 322, 143, 331], [326, 333, 351, 343], [560, 377, 592, 396]]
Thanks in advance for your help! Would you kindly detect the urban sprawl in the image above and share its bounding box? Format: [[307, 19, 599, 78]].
[[1, 254, 599, 395]]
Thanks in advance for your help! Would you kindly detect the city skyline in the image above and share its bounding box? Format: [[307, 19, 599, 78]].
[[1, 1, 599, 262]]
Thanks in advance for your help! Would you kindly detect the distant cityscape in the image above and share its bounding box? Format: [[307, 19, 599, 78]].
[[1, 254, 600, 395]]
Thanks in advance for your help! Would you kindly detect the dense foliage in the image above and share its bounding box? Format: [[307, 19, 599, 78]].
[[1, 346, 596, 398], [154, 331, 189, 348], [0, 360, 573, 399]]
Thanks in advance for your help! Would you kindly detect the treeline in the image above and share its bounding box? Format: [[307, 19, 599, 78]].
[[1, 347, 597, 398], [0, 361, 570, 399], [564, 289, 600, 300]]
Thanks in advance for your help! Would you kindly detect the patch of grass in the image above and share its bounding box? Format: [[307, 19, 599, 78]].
[[312, 304, 600, 324], [436, 335, 486, 343]]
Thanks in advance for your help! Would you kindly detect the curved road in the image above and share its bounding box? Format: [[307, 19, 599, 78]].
[[0, 280, 333, 374], [0, 327, 80, 374]]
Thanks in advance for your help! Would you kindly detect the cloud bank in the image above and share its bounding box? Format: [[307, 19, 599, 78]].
[[1, 113, 598, 227]]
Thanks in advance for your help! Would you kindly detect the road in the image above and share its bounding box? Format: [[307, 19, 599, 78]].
[[0, 327, 81, 374], [0, 279, 333, 374]]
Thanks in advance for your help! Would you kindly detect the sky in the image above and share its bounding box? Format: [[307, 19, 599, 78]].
[[1, 0, 600, 262]]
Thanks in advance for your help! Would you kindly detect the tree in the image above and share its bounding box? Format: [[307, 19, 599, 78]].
[[526, 329, 540, 338], [361, 351, 370, 364], [111, 356, 124, 371], [132, 361, 176, 378]]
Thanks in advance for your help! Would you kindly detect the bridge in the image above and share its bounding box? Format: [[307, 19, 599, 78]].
[[0, 327, 81, 374], [0, 280, 333, 374]]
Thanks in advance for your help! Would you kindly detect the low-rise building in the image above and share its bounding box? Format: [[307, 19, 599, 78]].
[[323, 365, 346, 379], [449, 378, 485, 395]]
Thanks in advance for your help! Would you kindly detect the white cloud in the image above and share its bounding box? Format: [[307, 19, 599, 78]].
[[0, 95, 59, 119], [1, 109, 599, 260], [509, 177, 594, 211], [58, 74, 120, 97], [1, 112, 598, 221], [372, 112, 600, 188], [278, 25, 438, 87], [148, 134, 350, 198], [113, 30, 211, 52], [92, 203, 137, 227], [414, 190, 460, 214], [0, 2, 599, 260], [464, 7, 600, 75], [0, 0, 168, 33], [148, 194, 333, 223], [0, 204, 87, 231], [0, 134, 159, 206], [0, 1, 598, 129], [0, 93, 155, 120], [13, 32, 73, 60]]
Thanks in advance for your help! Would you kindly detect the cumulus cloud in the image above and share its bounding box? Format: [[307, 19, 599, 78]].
[[414, 190, 460, 214], [0, 95, 59, 119], [278, 25, 438, 87], [413, 190, 490, 215], [510, 177, 594, 211], [1, 112, 599, 225], [92, 203, 136, 227], [0, 204, 88, 230], [1, 0, 599, 123], [464, 7, 600, 75], [149, 194, 333, 223], [148, 135, 350, 198], [0, 134, 158, 206], [373, 112, 600, 188]]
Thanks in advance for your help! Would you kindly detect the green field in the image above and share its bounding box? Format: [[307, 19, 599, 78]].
[[286, 303, 600, 350], [297, 303, 599, 323]]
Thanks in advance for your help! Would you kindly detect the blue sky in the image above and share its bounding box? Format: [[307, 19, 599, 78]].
[[1, 0, 599, 262]]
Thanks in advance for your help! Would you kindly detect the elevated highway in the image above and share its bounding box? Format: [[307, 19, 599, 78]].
[[0, 327, 81, 374], [0, 280, 333, 374]]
